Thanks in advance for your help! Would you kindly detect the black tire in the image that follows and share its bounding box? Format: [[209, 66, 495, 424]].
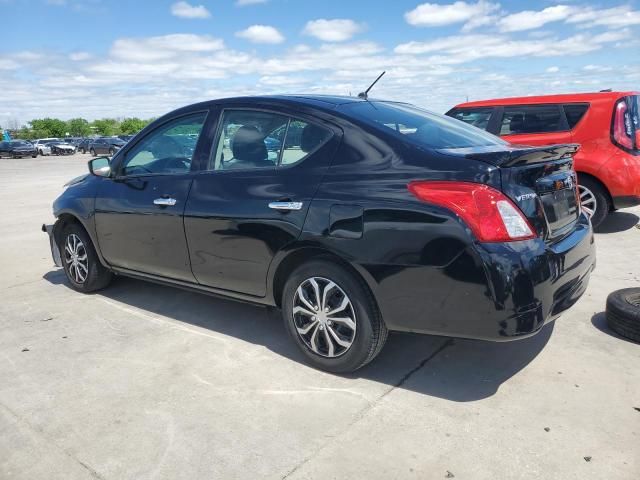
[[282, 259, 387, 373], [90, 148, 96, 156], [606, 288, 640, 343], [59, 223, 112, 293], [109, 147, 115, 156], [578, 175, 610, 230], [80, 148, 86, 154]]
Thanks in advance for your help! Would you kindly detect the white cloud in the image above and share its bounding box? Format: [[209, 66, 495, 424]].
[[236, 25, 285, 44], [568, 5, 640, 28], [170, 1, 211, 19], [498, 5, 574, 32], [405, 1, 499, 28], [110, 34, 224, 62], [236, 0, 267, 5], [303, 19, 365, 42], [69, 51, 91, 61], [546, 66, 559, 73]]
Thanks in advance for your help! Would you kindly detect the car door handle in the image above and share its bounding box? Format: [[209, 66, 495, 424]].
[[268, 201, 303, 211], [154, 197, 177, 207]]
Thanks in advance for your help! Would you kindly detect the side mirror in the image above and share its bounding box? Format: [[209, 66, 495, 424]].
[[88, 157, 111, 178]]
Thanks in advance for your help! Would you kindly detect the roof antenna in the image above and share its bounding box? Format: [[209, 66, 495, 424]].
[[358, 71, 386, 100]]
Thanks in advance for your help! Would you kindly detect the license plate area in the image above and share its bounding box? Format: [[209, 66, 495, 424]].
[[537, 173, 579, 238]]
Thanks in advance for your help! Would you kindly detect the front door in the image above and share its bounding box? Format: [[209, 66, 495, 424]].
[[95, 112, 208, 281], [184, 107, 340, 297]]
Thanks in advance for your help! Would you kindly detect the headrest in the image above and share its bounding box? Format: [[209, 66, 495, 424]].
[[232, 126, 267, 163]]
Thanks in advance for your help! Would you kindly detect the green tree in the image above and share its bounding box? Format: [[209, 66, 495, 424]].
[[29, 118, 67, 138], [119, 117, 149, 135], [66, 118, 92, 137], [92, 118, 120, 136]]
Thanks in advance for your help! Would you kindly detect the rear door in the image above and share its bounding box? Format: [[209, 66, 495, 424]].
[[498, 104, 572, 146], [184, 107, 340, 297]]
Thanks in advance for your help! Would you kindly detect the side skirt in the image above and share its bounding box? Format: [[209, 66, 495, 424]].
[[109, 266, 277, 308]]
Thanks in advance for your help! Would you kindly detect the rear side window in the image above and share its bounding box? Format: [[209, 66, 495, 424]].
[[563, 104, 589, 129], [448, 107, 494, 131], [500, 105, 565, 135], [342, 102, 506, 149], [210, 110, 332, 171]]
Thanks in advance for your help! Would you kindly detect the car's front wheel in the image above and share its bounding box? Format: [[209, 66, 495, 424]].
[[80, 147, 86, 154], [89, 148, 96, 156], [60, 223, 112, 293], [109, 147, 115, 156], [282, 259, 388, 373]]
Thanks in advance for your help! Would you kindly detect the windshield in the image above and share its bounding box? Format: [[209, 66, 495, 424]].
[[341, 101, 507, 149], [11, 141, 30, 146]]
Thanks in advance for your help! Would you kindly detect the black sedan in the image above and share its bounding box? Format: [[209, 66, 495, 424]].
[[43, 95, 595, 372], [89, 137, 126, 156], [0, 140, 37, 158]]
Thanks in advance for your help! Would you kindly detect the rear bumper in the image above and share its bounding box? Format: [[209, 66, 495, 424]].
[[42, 223, 62, 267], [376, 213, 596, 341]]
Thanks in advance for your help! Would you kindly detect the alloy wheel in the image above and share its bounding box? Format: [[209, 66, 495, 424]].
[[578, 184, 597, 217], [292, 276, 357, 358], [64, 234, 89, 284]]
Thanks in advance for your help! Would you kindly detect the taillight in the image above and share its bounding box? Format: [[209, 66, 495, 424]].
[[408, 181, 536, 243], [612, 99, 634, 150]]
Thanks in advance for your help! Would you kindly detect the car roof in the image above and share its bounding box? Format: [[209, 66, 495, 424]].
[[454, 91, 639, 108]]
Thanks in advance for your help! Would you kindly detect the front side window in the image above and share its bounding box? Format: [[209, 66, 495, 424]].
[[448, 107, 494, 131], [210, 110, 332, 170], [500, 105, 564, 135], [122, 113, 206, 176], [341, 101, 506, 149]]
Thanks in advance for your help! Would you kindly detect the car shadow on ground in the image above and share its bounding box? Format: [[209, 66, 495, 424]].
[[595, 211, 640, 234], [44, 270, 554, 402], [590, 311, 638, 345]]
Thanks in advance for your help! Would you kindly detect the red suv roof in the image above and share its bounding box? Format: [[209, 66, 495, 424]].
[[457, 91, 638, 108]]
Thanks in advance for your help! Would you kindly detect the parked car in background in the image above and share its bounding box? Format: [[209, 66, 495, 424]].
[[47, 140, 76, 156], [0, 140, 37, 158], [77, 138, 93, 154], [43, 95, 595, 373], [447, 91, 640, 228], [33, 138, 58, 156], [118, 135, 135, 142], [89, 137, 126, 156]]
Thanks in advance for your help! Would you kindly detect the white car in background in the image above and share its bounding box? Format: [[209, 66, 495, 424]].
[[32, 138, 58, 156]]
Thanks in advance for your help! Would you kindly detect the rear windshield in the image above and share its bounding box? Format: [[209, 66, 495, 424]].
[[341, 102, 506, 149]]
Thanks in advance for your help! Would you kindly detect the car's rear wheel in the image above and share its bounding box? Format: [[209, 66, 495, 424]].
[[60, 223, 112, 293], [90, 148, 96, 156], [109, 147, 115, 156], [282, 259, 387, 373], [578, 176, 610, 230], [80, 147, 86, 154]]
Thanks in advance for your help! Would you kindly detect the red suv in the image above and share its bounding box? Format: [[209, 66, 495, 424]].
[[447, 92, 640, 228]]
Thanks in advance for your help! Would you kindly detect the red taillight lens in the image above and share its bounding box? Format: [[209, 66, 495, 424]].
[[613, 100, 633, 150], [408, 181, 536, 242]]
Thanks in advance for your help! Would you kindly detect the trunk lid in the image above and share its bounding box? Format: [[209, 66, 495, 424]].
[[439, 144, 581, 241]]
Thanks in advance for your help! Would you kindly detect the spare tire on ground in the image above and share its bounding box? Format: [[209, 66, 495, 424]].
[[606, 288, 640, 343]]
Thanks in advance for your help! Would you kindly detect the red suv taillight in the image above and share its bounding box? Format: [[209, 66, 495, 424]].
[[408, 181, 536, 243], [613, 99, 634, 150]]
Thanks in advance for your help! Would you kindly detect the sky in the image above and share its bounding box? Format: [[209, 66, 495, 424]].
[[0, 0, 639, 126]]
